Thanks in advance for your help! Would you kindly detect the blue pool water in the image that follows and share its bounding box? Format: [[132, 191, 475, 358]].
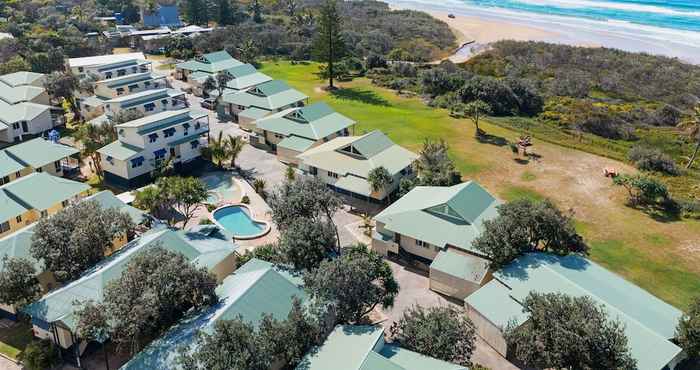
[[213, 206, 266, 237]]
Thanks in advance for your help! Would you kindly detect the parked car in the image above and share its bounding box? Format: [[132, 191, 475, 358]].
[[201, 97, 217, 110]]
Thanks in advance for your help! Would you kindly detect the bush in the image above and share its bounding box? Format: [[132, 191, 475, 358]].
[[676, 198, 700, 219], [199, 218, 214, 225], [613, 174, 669, 206], [366, 53, 387, 69], [19, 340, 60, 370], [241, 195, 250, 204], [628, 145, 680, 175], [206, 204, 217, 212]]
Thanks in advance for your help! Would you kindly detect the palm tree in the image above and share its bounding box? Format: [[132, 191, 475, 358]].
[[368, 166, 393, 203], [253, 178, 267, 199], [679, 104, 700, 169], [208, 132, 228, 168], [225, 135, 245, 169]]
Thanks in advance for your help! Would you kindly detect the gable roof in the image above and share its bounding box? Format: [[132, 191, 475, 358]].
[[221, 80, 307, 110], [0, 172, 89, 220], [115, 109, 206, 134], [0, 138, 79, 172], [466, 253, 684, 370], [120, 258, 304, 370], [297, 325, 466, 370], [68, 53, 146, 68], [256, 102, 355, 141], [223, 64, 272, 91], [297, 130, 417, 180], [0, 99, 51, 124], [23, 226, 237, 332], [374, 182, 499, 253], [0, 71, 45, 87], [176, 50, 243, 73], [0, 191, 146, 273]]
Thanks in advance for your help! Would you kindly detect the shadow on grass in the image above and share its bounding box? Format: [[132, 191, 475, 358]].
[[476, 133, 508, 146], [513, 158, 530, 165], [330, 87, 390, 107], [625, 202, 682, 223]]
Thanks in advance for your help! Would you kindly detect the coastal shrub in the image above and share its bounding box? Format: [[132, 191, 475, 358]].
[[199, 218, 214, 225], [241, 195, 251, 204], [613, 174, 669, 206], [391, 62, 417, 78], [419, 68, 467, 97], [366, 53, 388, 69], [628, 145, 680, 175], [19, 340, 60, 370], [458, 75, 543, 116], [234, 244, 284, 268]]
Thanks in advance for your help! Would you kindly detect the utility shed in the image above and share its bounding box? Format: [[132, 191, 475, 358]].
[[464, 252, 686, 370], [429, 250, 490, 300]]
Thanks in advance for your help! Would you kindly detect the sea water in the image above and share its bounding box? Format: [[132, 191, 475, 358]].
[[384, 0, 700, 64]]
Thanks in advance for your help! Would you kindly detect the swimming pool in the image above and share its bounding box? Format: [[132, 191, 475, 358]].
[[212, 205, 270, 239]]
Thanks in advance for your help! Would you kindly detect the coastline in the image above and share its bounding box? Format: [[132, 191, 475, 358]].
[[386, 0, 700, 64]]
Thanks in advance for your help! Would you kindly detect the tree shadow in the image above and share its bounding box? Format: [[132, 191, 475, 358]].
[[476, 133, 508, 146], [330, 87, 390, 107], [625, 202, 682, 223], [513, 158, 530, 165]]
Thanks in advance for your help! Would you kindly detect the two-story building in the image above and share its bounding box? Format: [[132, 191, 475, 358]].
[[98, 109, 209, 187], [0, 190, 147, 320], [0, 172, 90, 238], [67, 53, 151, 80], [372, 181, 499, 300], [0, 71, 61, 143], [103, 88, 187, 120], [252, 102, 355, 165], [80, 72, 169, 120], [297, 130, 417, 209], [219, 80, 308, 130], [23, 226, 238, 364], [189, 63, 272, 97], [0, 138, 79, 185], [174, 50, 243, 82]]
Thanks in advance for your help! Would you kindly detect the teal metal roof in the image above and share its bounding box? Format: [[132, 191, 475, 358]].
[[464, 279, 528, 329], [298, 131, 417, 178], [277, 136, 316, 153], [24, 226, 237, 332], [221, 80, 307, 110], [97, 141, 142, 161], [0, 71, 44, 87], [430, 250, 489, 284], [256, 102, 355, 140], [238, 106, 271, 120], [297, 325, 467, 370], [0, 151, 26, 178], [176, 50, 243, 73], [0, 188, 28, 222], [0, 172, 89, 213], [0, 99, 51, 124], [121, 258, 303, 370], [473, 253, 684, 370], [0, 84, 45, 104], [2, 138, 79, 169], [374, 182, 499, 254], [0, 191, 145, 273], [224, 65, 272, 91]]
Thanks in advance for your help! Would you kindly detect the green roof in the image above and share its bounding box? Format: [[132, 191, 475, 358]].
[[277, 136, 316, 153], [97, 141, 142, 161], [469, 253, 684, 370], [0, 151, 26, 178], [0, 84, 45, 105], [0, 191, 146, 273], [1, 138, 79, 170], [374, 182, 500, 254], [297, 325, 467, 370], [430, 250, 489, 284], [221, 80, 307, 110], [256, 102, 355, 140], [0, 99, 51, 124], [0, 172, 89, 214], [0, 71, 44, 87], [24, 227, 237, 332], [299, 131, 416, 176], [175, 50, 243, 73], [121, 258, 304, 370], [224, 64, 272, 90], [238, 106, 271, 120]]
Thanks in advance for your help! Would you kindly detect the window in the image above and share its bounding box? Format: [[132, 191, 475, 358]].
[[105, 72, 112, 79], [148, 133, 159, 143], [415, 239, 428, 248], [78, 67, 84, 73], [116, 88, 124, 95], [106, 156, 114, 164], [128, 84, 138, 91], [15, 215, 22, 223], [40, 210, 48, 218], [327, 171, 339, 179], [145, 103, 156, 112], [14, 171, 20, 178], [144, 81, 151, 87], [0, 221, 9, 233], [61, 200, 69, 208], [0, 176, 7, 185], [163, 128, 176, 138], [12, 123, 19, 130], [117, 69, 126, 76], [36, 168, 43, 173], [194, 122, 201, 130], [161, 99, 168, 105], [309, 166, 318, 176], [154, 148, 166, 159], [190, 140, 199, 149], [54, 161, 61, 171], [131, 156, 144, 168]]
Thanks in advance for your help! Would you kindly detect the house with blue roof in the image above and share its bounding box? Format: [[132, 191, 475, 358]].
[[23, 226, 238, 362], [464, 252, 686, 370], [372, 181, 498, 300], [297, 325, 467, 370], [120, 258, 306, 369], [141, 5, 182, 28]]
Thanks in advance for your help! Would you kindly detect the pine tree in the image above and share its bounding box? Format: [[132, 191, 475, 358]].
[[312, 0, 346, 89]]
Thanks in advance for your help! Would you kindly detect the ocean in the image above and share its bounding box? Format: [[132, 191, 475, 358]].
[[383, 0, 700, 63]]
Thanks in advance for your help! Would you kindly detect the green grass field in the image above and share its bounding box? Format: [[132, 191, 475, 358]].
[[0, 322, 33, 360], [259, 60, 700, 309]]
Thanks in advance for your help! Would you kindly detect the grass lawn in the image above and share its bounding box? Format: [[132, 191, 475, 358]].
[[260, 60, 700, 309], [0, 321, 33, 360]]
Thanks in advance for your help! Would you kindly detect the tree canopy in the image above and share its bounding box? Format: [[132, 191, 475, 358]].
[[505, 292, 636, 370], [399, 139, 461, 196], [312, 0, 346, 88], [676, 296, 700, 359], [0, 256, 41, 308], [134, 176, 208, 228], [304, 244, 398, 323], [30, 200, 135, 282]]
